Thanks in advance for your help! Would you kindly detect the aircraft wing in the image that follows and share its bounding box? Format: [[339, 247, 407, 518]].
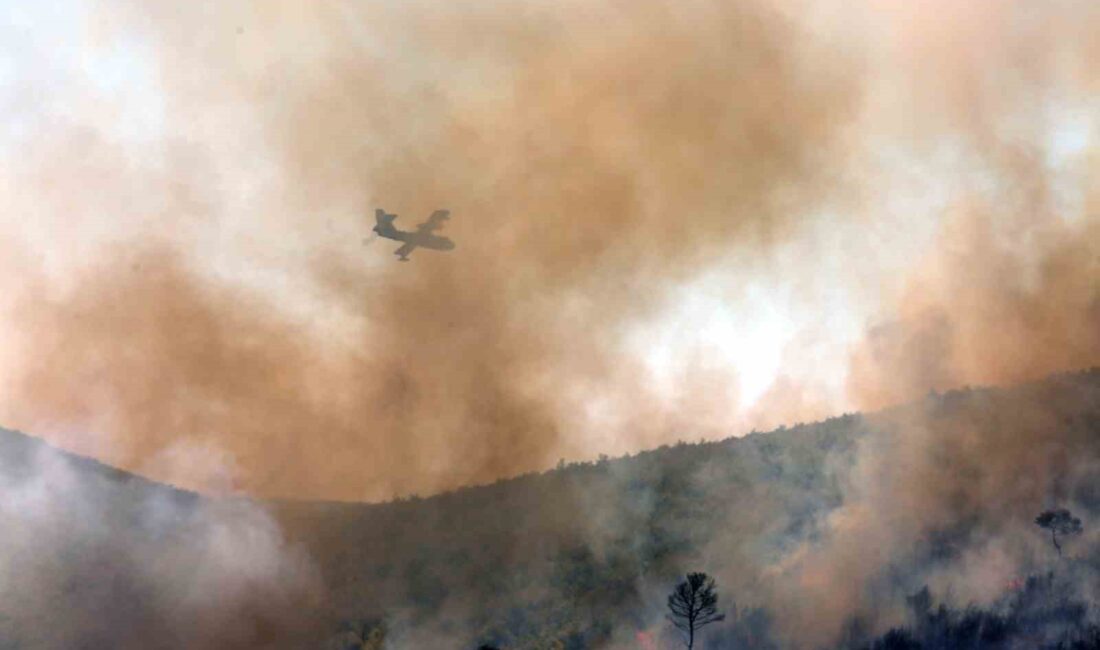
[[415, 210, 450, 234], [393, 242, 417, 260]]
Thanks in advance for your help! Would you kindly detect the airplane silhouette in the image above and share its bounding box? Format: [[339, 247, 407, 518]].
[[372, 208, 455, 261]]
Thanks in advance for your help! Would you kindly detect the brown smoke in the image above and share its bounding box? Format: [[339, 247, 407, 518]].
[[847, 0, 1100, 408], [1, 0, 1096, 506], [1, 1, 1097, 645], [2, 0, 860, 499], [849, 207, 1100, 410], [767, 1, 1100, 642]]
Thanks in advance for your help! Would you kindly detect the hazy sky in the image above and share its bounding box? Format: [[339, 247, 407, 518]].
[[0, 0, 1096, 500]]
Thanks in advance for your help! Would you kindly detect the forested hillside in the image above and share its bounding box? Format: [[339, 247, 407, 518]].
[[277, 368, 1100, 649], [1, 368, 1098, 648], [280, 408, 865, 648]]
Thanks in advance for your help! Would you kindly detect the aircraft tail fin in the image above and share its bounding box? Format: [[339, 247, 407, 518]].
[[373, 209, 400, 237]]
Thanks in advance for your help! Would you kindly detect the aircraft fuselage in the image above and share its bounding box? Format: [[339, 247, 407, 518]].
[[373, 209, 455, 260]]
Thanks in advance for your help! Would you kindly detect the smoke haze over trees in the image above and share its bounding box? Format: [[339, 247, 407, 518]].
[[5, 370, 1097, 648], [291, 369, 1100, 648], [0, 0, 1097, 647]]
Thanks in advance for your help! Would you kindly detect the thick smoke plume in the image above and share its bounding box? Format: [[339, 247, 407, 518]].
[[2, 0, 862, 500], [0, 0, 1096, 502], [766, 0, 1100, 643], [2, 0, 1097, 647]]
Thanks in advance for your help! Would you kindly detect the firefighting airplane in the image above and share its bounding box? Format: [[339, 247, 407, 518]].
[[371, 208, 455, 261]]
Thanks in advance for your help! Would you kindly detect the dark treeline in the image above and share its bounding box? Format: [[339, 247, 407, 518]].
[[855, 569, 1100, 650]]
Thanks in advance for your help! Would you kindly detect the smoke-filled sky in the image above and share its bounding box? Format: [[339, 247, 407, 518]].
[[0, 0, 1096, 500]]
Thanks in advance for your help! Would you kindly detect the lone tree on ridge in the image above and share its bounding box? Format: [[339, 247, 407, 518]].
[[667, 572, 725, 649], [1035, 508, 1083, 557]]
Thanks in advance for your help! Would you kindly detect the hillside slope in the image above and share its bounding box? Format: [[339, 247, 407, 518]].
[[0, 429, 321, 649], [1, 368, 1097, 649], [277, 368, 1100, 648]]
